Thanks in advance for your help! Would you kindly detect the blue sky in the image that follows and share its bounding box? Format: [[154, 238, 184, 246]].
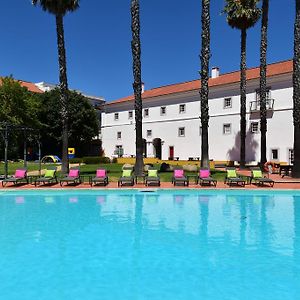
[[0, 1, 294, 101]]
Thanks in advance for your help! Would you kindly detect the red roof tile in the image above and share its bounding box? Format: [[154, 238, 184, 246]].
[[18, 80, 44, 93], [107, 60, 293, 106]]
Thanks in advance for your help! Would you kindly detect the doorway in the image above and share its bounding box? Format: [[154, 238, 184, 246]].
[[153, 138, 162, 159], [169, 146, 174, 160]]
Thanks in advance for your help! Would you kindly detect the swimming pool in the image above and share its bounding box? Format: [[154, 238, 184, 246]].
[[0, 189, 299, 300]]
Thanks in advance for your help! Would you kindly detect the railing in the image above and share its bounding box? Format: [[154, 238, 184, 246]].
[[250, 99, 274, 111]]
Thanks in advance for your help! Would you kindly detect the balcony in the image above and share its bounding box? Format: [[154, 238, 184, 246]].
[[250, 99, 274, 112]]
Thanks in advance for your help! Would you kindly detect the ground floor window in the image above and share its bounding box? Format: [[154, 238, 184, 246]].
[[178, 127, 185, 137], [146, 130, 152, 138], [117, 131, 121, 139], [114, 145, 123, 157], [223, 123, 231, 135], [271, 148, 279, 160], [250, 122, 259, 134]]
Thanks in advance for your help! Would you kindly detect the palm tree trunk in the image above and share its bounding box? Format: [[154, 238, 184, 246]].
[[131, 0, 144, 176], [293, 0, 300, 177], [240, 28, 247, 168], [259, 0, 269, 167], [200, 0, 210, 169], [56, 14, 69, 174]]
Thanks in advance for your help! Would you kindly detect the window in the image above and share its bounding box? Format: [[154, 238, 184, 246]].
[[144, 108, 149, 117], [160, 106, 166, 115], [114, 113, 119, 120], [179, 104, 186, 113], [271, 149, 279, 160], [223, 124, 231, 135], [250, 122, 259, 134], [178, 127, 185, 137], [128, 111, 133, 119], [117, 131, 121, 139], [224, 97, 232, 109], [199, 126, 202, 136], [146, 130, 152, 138], [256, 88, 271, 101]]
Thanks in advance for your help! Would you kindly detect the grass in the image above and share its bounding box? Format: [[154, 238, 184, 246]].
[[0, 161, 227, 182]]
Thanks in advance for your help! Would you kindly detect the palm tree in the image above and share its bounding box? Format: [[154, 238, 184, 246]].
[[200, 0, 211, 169], [223, 0, 261, 168], [259, 0, 269, 167], [131, 0, 144, 176], [293, 0, 300, 177], [32, 0, 79, 174]]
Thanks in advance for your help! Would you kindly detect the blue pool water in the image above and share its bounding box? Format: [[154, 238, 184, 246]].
[[0, 189, 299, 300]]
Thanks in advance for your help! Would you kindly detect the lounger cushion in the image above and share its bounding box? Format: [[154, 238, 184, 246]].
[[15, 170, 26, 178], [200, 169, 210, 178], [253, 170, 263, 178], [174, 170, 184, 177], [69, 169, 79, 177], [122, 170, 132, 177], [97, 169, 106, 177], [227, 170, 237, 178], [148, 170, 158, 177], [45, 170, 55, 177]]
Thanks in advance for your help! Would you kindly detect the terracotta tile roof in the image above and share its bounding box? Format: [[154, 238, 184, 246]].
[[107, 59, 293, 106], [0, 78, 44, 94], [18, 80, 44, 93]]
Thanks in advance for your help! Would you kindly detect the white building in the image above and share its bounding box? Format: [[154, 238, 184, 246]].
[[101, 60, 294, 164]]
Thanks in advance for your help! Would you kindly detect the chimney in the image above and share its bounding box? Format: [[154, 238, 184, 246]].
[[141, 82, 145, 93], [211, 67, 220, 79]]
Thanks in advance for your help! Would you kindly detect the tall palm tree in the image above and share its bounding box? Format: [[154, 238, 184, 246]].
[[259, 0, 269, 167], [200, 0, 211, 169], [293, 0, 300, 177], [131, 0, 144, 176], [223, 0, 261, 167], [32, 0, 79, 174]]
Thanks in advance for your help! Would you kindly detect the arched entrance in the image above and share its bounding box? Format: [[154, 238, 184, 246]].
[[153, 138, 162, 159]]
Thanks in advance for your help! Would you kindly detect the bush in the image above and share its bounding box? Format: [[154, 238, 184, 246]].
[[111, 157, 118, 163], [160, 162, 170, 172], [69, 158, 83, 164], [82, 156, 111, 164]]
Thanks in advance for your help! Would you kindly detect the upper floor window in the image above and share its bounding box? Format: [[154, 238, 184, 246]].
[[128, 111, 133, 119], [256, 88, 271, 101], [117, 131, 121, 139], [160, 106, 166, 115], [178, 127, 185, 137], [250, 122, 259, 134], [146, 130, 152, 138], [224, 97, 232, 109], [179, 104, 186, 113], [223, 123, 231, 135], [144, 108, 149, 117], [114, 113, 119, 121]]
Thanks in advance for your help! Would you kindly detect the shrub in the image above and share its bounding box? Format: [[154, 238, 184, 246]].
[[82, 156, 111, 164], [69, 158, 83, 164], [111, 157, 118, 164]]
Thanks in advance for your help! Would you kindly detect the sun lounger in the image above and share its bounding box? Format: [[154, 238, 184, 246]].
[[118, 168, 134, 187], [60, 168, 81, 186], [224, 168, 246, 187], [145, 168, 160, 186], [91, 168, 109, 186], [250, 168, 274, 187], [2, 168, 28, 187], [172, 168, 188, 186], [198, 168, 217, 187], [35, 167, 58, 186]]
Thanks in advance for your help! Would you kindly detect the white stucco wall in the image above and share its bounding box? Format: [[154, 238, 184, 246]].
[[101, 73, 294, 163]]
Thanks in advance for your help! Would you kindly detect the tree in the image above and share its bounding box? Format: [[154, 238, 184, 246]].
[[259, 0, 269, 167], [32, 0, 79, 174], [38, 89, 100, 156], [200, 0, 211, 169], [223, 0, 261, 167], [131, 0, 144, 176], [0, 77, 41, 159], [293, 0, 300, 177]]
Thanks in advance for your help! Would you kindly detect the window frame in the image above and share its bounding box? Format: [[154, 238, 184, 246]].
[[146, 129, 152, 138], [223, 97, 232, 109], [179, 104, 186, 114], [271, 148, 279, 160], [223, 123, 231, 135], [144, 108, 149, 118], [160, 106, 166, 116], [250, 122, 259, 134], [114, 113, 119, 121], [178, 127, 185, 137], [117, 131, 122, 139], [128, 111, 133, 119]]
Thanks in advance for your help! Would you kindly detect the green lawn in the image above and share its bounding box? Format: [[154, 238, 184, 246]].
[[0, 161, 227, 182]]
